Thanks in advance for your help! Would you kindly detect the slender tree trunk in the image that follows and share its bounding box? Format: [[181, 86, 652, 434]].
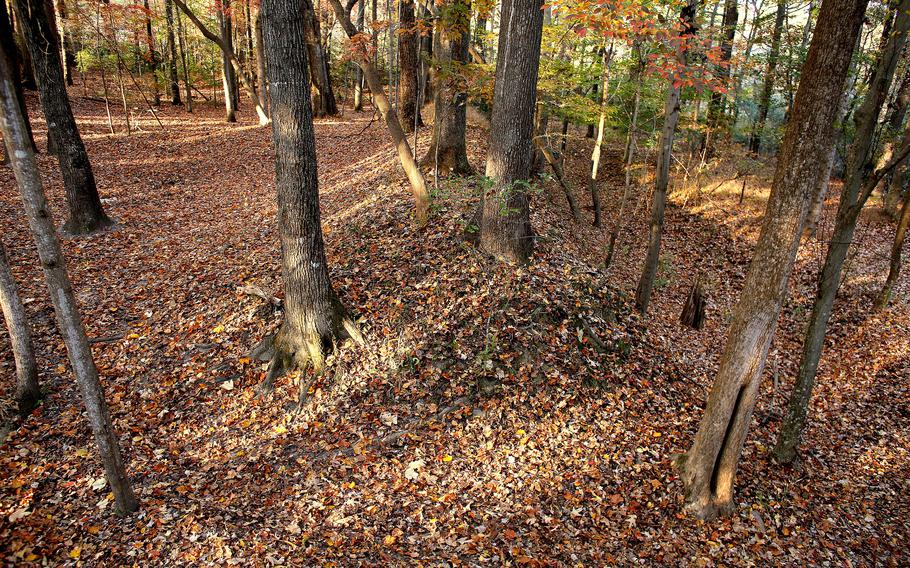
[[141, 0, 160, 105], [219, 0, 238, 121], [52, 0, 75, 86], [0, 49, 138, 514], [876, 187, 910, 309], [398, 0, 422, 131], [253, 7, 268, 116], [475, 0, 544, 264], [328, 0, 430, 222], [678, 0, 869, 520], [176, 5, 192, 112], [0, 0, 36, 156], [257, 0, 362, 386], [420, 0, 472, 176], [773, 1, 910, 464], [174, 0, 269, 124], [165, 0, 181, 105], [706, 0, 737, 154], [883, 73, 910, 216], [588, 45, 612, 228], [635, 0, 699, 314], [12, 0, 112, 235], [302, 0, 338, 117], [353, 0, 365, 111], [749, 0, 786, 154], [0, 242, 40, 415]]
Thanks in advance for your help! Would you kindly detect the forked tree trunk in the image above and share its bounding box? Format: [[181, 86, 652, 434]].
[[302, 0, 338, 117], [353, 1, 365, 111], [420, 0, 472, 176], [397, 0, 422, 131], [0, 48, 138, 514], [258, 0, 362, 386], [677, 0, 869, 521], [748, 0, 786, 154], [475, 0, 543, 264], [174, 0, 270, 125], [0, 0, 36, 156], [774, 0, 910, 464], [876, 189, 910, 309], [327, 0, 431, 223], [13, 0, 113, 235], [164, 0, 181, 105], [635, 0, 698, 314], [0, 242, 40, 415]]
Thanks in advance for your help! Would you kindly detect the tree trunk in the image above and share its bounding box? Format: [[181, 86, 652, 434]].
[[12, 0, 112, 235], [353, 1, 365, 111], [141, 0, 159, 105], [678, 0, 869, 520], [876, 186, 910, 310], [680, 275, 707, 330], [164, 0, 181, 105], [635, 0, 698, 314], [706, 0, 737, 154], [219, 0, 238, 121], [327, 0, 430, 222], [53, 0, 75, 86], [176, 6, 193, 112], [588, 45, 612, 228], [258, 0, 361, 386], [398, 0, 422, 131], [0, 0, 36, 157], [302, 0, 338, 117], [0, 48, 138, 514], [420, 0, 472, 176], [253, 7, 268, 116], [475, 0, 543, 264], [0, 242, 40, 415], [748, 0, 786, 154], [773, 0, 910, 464], [883, 74, 910, 216]]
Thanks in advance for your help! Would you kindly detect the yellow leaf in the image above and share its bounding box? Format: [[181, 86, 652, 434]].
[[69, 546, 81, 559], [383, 535, 396, 546], [516, 429, 526, 436], [75, 448, 90, 458], [213, 325, 225, 334], [443, 455, 453, 463], [127, 333, 140, 340]]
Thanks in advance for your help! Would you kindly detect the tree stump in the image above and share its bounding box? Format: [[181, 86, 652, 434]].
[[680, 276, 707, 330]]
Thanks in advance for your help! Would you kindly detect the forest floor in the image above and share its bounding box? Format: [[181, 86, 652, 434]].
[[0, 93, 908, 567]]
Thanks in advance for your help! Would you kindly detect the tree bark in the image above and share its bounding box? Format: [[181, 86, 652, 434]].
[[164, 0, 181, 105], [876, 184, 910, 310], [302, 0, 338, 117], [327, 0, 431, 223], [176, 5, 193, 112], [0, 242, 40, 415], [253, 7, 268, 116], [12, 0, 113, 235], [398, 0, 422, 131], [420, 0, 472, 176], [678, 0, 869, 520], [748, 0, 786, 154], [53, 0, 75, 86], [705, 0, 737, 154], [258, 0, 361, 386], [0, 0, 36, 157], [635, 0, 699, 314], [218, 0, 238, 121], [353, 0, 365, 111], [588, 45, 612, 228], [475, 0, 544, 264], [773, 0, 910, 464], [0, 47, 138, 514]]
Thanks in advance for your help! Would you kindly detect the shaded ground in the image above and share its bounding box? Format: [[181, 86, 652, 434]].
[[0, 94, 907, 566]]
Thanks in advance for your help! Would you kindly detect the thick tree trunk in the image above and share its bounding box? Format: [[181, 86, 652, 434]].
[[12, 0, 112, 235], [876, 189, 910, 310], [0, 49, 138, 514], [258, 0, 361, 386], [174, 0, 270, 125], [420, 0, 472, 176], [219, 0, 238, 121], [635, 0, 698, 314], [253, 8, 268, 116], [475, 0, 543, 264], [0, 242, 40, 415], [0, 0, 35, 157], [705, 0, 737, 154], [748, 0, 786, 154], [678, 0, 869, 520], [302, 0, 338, 117], [353, 1, 365, 111], [773, 1, 910, 464], [164, 0, 181, 105], [398, 0, 422, 131], [327, 0, 430, 222]]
